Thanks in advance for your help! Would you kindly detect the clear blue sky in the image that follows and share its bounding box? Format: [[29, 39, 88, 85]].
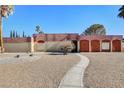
[[2, 5, 124, 37]]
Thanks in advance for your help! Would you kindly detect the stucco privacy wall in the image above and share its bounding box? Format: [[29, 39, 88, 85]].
[[3, 37, 32, 52], [4, 43, 31, 52], [34, 41, 73, 52]]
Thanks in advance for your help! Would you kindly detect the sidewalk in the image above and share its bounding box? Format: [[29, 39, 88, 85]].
[[59, 54, 89, 88]]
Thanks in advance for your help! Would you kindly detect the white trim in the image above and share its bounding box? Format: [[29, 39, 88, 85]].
[[110, 40, 112, 52], [100, 40, 102, 52], [77, 41, 80, 52], [121, 41, 123, 52]]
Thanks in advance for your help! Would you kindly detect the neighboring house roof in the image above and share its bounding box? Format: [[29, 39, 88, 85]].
[[3, 37, 31, 43]]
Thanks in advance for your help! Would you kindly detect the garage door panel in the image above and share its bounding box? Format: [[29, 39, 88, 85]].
[[91, 40, 100, 52], [112, 40, 121, 52], [80, 40, 89, 52]]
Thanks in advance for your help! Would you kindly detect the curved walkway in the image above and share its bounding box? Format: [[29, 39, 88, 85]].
[[58, 54, 89, 88]]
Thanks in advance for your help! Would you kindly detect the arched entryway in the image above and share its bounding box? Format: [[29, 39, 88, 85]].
[[102, 40, 111, 52], [80, 40, 89, 52], [91, 40, 100, 52], [112, 39, 121, 52]]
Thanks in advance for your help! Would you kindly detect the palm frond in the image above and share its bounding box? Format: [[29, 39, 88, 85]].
[[119, 5, 124, 11], [118, 11, 124, 19]]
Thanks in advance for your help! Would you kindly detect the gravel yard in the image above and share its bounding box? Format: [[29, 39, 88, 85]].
[[0, 53, 80, 88], [82, 53, 124, 88]]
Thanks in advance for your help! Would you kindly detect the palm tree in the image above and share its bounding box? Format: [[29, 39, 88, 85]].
[[0, 5, 14, 53], [35, 25, 44, 34], [118, 5, 124, 19]]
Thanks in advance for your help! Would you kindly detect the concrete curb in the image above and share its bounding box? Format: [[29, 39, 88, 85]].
[[58, 54, 89, 88]]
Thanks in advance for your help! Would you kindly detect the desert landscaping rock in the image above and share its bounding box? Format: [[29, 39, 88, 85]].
[[83, 53, 124, 88], [0, 56, 41, 64], [59, 54, 89, 88], [0, 53, 80, 88]]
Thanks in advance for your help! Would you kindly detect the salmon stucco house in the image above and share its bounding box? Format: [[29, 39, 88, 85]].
[[1, 33, 123, 53]]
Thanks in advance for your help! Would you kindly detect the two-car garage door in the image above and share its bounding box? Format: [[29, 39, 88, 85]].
[[80, 40, 100, 52]]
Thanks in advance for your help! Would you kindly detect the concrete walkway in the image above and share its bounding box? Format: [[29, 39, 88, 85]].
[[58, 54, 89, 88]]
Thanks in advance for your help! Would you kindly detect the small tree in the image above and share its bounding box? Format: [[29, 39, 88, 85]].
[[10, 30, 13, 38], [16, 31, 18, 38], [23, 31, 25, 37], [13, 30, 15, 38]]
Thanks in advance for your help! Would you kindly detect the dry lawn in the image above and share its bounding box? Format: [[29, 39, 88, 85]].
[[82, 53, 124, 88], [0, 53, 80, 88]]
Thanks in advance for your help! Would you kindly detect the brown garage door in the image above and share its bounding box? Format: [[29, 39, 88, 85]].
[[80, 40, 89, 52], [112, 40, 121, 52], [91, 40, 100, 52]]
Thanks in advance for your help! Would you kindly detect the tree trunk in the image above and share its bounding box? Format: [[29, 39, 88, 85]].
[[0, 11, 4, 53]]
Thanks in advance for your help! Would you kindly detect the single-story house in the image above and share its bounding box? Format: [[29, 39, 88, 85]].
[[1, 33, 123, 52]]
